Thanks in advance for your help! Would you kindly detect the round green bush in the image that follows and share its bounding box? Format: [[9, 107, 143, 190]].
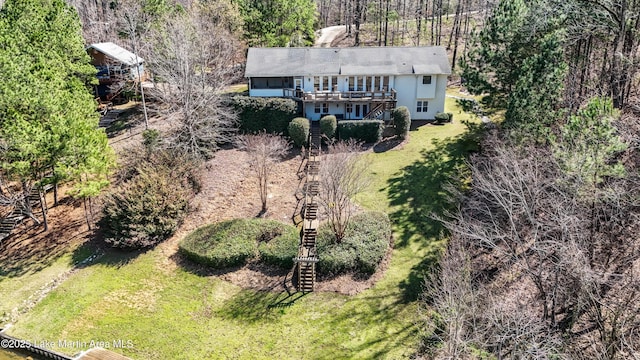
[[258, 226, 300, 268], [320, 115, 337, 140], [179, 219, 298, 269], [435, 112, 453, 123], [288, 117, 310, 147], [392, 106, 411, 139], [316, 211, 392, 276]]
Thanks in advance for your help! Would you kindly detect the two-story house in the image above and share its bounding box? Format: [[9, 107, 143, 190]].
[[244, 46, 451, 121]]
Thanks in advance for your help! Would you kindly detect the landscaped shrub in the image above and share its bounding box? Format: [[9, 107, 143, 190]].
[[101, 162, 195, 249], [320, 115, 337, 140], [179, 219, 298, 269], [392, 106, 411, 139], [435, 112, 453, 123], [257, 226, 300, 268], [227, 95, 298, 135], [288, 117, 310, 147], [337, 120, 384, 143], [316, 211, 392, 276]]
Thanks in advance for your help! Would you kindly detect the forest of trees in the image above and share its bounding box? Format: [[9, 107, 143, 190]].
[[423, 0, 640, 357]]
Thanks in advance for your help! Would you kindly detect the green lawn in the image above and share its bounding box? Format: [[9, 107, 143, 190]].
[[3, 93, 479, 359]]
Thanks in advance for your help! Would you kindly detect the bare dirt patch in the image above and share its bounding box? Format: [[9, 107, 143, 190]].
[[0, 192, 92, 278]]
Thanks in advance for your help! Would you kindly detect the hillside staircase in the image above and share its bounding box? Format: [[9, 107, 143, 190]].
[[0, 187, 47, 242], [293, 121, 322, 292]]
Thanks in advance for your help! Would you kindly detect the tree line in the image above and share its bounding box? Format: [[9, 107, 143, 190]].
[[423, 0, 640, 357]]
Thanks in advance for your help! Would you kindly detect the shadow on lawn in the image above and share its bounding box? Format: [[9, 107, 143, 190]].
[[387, 122, 484, 302], [312, 293, 419, 359], [217, 289, 417, 358], [0, 217, 91, 279], [215, 289, 308, 323]]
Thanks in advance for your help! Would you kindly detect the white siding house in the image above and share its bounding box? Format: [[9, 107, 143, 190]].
[[244, 47, 451, 121]]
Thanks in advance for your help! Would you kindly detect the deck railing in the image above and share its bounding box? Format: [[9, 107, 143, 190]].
[[283, 88, 396, 102]]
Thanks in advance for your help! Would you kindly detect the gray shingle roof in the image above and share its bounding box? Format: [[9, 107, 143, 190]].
[[245, 46, 451, 77], [87, 42, 144, 66]]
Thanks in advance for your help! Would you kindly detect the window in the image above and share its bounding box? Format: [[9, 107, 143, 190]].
[[383, 76, 389, 91], [322, 103, 329, 113], [346, 103, 353, 113], [314, 76, 320, 90], [422, 75, 432, 85], [417, 100, 428, 113], [331, 76, 338, 91], [315, 103, 321, 113], [322, 76, 329, 91], [348, 77, 355, 91]]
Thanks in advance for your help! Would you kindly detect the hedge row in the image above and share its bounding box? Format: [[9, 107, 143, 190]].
[[178, 219, 298, 268], [227, 95, 298, 135], [337, 120, 384, 143], [179, 211, 392, 277]]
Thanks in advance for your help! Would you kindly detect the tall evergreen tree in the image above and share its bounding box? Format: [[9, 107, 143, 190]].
[[238, 0, 317, 46], [460, 0, 567, 135], [0, 0, 114, 228]]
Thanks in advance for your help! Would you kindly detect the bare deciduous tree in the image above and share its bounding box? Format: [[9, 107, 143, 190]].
[[235, 132, 290, 215], [113, 0, 153, 129], [145, 7, 238, 159], [318, 140, 371, 242], [421, 236, 479, 359], [426, 132, 640, 359]]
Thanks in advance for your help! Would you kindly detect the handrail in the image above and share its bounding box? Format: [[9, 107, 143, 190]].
[[283, 88, 397, 101]]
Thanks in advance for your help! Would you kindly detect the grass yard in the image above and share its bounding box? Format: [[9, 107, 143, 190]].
[[2, 92, 480, 359]]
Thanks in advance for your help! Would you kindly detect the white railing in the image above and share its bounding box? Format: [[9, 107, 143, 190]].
[[283, 88, 396, 101]]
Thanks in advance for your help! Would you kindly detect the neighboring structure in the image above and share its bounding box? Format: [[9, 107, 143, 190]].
[[244, 46, 451, 121], [86, 42, 144, 100]]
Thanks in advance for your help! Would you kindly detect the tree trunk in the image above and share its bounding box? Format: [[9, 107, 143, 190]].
[[355, 0, 362, 45], [83, 197, 92, 230]]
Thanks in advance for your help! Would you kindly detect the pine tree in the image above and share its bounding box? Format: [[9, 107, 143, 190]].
[[460, 0, 567, 136], [0, 0, 114, 229]]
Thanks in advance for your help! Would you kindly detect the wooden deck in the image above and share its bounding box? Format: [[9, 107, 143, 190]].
[[283, 88, 397, 103]]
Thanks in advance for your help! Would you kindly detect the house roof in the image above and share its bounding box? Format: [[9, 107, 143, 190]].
[[244, 46, 451, 77], [87, 42, 144, 66]]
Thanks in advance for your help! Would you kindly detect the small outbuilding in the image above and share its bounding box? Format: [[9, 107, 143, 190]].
[[87, 42, 144, 81], [87, 42, 145, 101]]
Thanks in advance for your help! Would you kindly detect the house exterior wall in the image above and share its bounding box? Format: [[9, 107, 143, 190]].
[[430, 74, 448, 118], [394, 74, 447, 120], [304, 102, 346, 121], [247, 73, 446, 121], [394, 75, 419, 118]]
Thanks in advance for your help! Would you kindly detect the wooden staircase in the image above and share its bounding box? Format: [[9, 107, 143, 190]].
[[0, 187, 46, 242], [364, 101, 396, 120], [293, 121, 322, 292]]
